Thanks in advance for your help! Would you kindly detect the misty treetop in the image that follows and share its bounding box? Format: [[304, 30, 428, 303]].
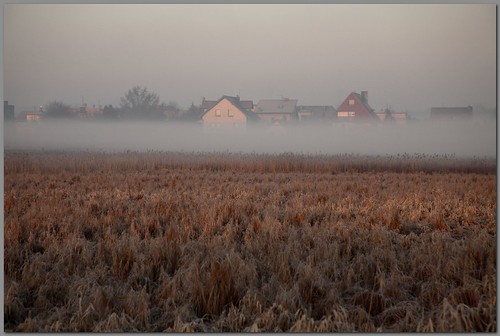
[[102, 105, 119, 119], [37, 86, 201, 121], [44, 101, 73, 119], [119, 85, 165, 120]]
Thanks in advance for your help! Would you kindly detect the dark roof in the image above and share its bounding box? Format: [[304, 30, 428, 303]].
[[201, 95, 258, 120], [202, 98, 253, 111], [201, 100, 217, 111], [239, 100, 254, 110], [431, 106, 472, 118], [255, 99, 298, 114]]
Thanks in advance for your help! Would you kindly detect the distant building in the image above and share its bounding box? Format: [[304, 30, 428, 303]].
[[430, 106, 473, 120], [201, 95, 257, 127], [296, 105, 337, 122], [72, 103, 102, 118], [376, 108, 407, 123], [336, 91, 379, 122], [20, 112, 42, 121], [254, 98, 298, 124], [201, 97, 253, 116], [4, 101, 14, 121]]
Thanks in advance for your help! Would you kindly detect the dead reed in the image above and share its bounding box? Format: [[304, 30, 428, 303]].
[[4, 151, 496, 332]]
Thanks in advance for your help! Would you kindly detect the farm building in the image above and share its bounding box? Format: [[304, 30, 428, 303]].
[[254, 98, 298, 124], [430, 106, 473, 120], [201, 95, 257, 127], [336, 91, 379, 122], [72, 104, 102, 118], [296, 105, 337, 122]]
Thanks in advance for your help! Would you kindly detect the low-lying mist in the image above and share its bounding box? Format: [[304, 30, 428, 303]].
[[3, 120, 496, 158]]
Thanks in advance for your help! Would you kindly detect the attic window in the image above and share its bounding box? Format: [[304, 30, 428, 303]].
[[228, 110, 234, 117], [348, 99, 355, 105], [215, 109, 221, 117]]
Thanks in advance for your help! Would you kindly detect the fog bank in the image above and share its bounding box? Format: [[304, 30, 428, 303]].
[[4, 120, 496, 158]]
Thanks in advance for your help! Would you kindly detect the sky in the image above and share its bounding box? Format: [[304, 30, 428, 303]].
[[3, 4, 497, 116]]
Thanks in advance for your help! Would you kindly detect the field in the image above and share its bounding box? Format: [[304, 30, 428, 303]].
[[4, 151, 496, 332]]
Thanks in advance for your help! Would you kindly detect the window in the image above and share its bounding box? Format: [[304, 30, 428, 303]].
[[215, 109, 221, 117], [228, 109, 234, 117], [338, 111, 356, 118], [348, 99, 355, 105]]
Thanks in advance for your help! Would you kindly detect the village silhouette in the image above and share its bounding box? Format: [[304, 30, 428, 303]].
[[4, 89, 475, 125]]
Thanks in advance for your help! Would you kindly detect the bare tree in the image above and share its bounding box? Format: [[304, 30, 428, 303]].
[[383, 107, 395, 122], [181, 102, 202, 121], [45, 101, 73, 119], [120, 86, 164, 119]]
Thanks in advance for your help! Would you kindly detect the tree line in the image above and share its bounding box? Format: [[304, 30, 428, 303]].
[[43, 86, 202, 121]]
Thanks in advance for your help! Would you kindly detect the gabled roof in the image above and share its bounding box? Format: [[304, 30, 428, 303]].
[[202, 98, 253, 111], [201, 95, 258, 120], [255, 99, 298, 114]]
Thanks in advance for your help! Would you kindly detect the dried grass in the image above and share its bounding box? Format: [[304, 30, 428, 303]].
[[4, 151, 496, 332]]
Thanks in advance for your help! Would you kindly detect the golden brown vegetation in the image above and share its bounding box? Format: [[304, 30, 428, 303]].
[[4, 151, 496, 332]]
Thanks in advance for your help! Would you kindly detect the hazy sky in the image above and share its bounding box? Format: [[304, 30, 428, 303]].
[[4, 4, 496, 115]]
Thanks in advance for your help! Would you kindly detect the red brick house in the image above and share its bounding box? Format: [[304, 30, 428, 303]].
[[336, 91, 379, 122]]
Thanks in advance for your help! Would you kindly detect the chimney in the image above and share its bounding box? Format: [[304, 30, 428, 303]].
[[361, 91, 368, 104]]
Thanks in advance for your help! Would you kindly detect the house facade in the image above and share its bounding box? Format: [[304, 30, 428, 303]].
[[336, 91, 379, 122], [201, 96, 256, 127], [254, 98, 298, 123], [21, 112, 42, 121]]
